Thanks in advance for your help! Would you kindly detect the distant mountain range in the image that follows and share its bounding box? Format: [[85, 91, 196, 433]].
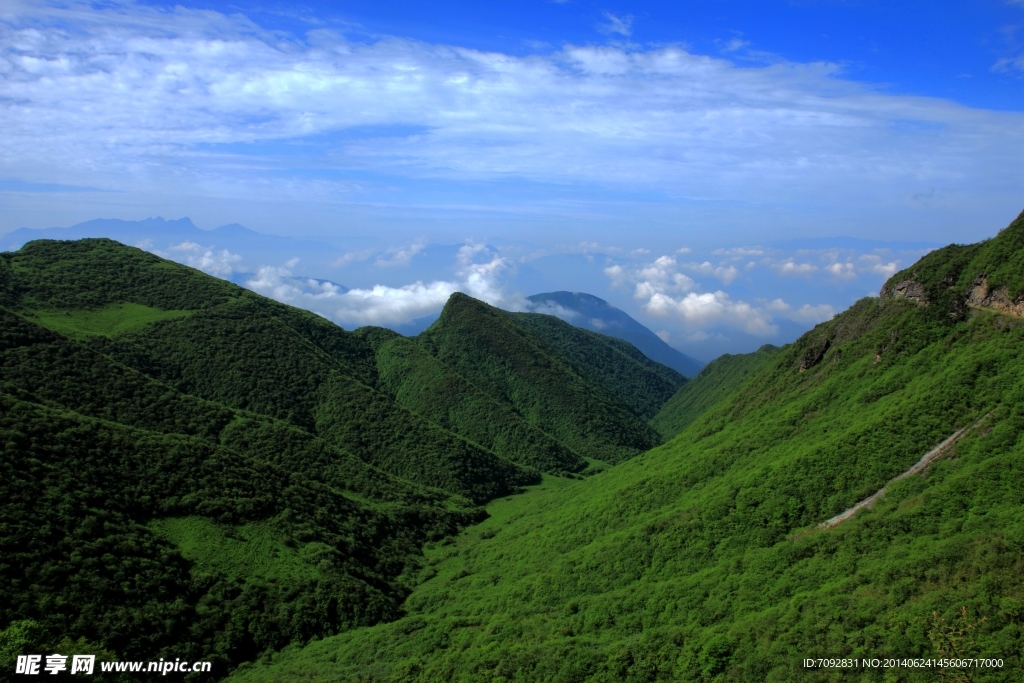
[[3, 219, 704, 374], [526, 291, 705, 377]]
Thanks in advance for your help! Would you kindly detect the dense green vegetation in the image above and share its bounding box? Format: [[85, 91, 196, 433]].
[[650, 344, 779, 439], [229, 216, 1024, 682], [512, 312, 686, 421], [360, 328, 587, 475], [1, 238, 674, 679], [418, 294, 663, 464]]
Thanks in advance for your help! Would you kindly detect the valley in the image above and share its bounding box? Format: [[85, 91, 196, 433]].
[[3, 212, 1024, 681]]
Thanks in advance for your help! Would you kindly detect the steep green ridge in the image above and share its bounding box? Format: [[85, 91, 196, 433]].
[[418, 293, 663, 464], [230, 219, 1024, 682], [4, 239, 534, 502], [358, 327, 587, 475], [650, 344, 780, 439], [512, 311, 686, 421]]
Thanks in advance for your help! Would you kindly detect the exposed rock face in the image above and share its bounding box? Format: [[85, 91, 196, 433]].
[[966, 275, 1024, 317], [798, 337, 830, 372], [880, 279, 928, 303]]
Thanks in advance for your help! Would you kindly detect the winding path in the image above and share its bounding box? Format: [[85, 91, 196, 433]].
[[818, 417, 987, 531]]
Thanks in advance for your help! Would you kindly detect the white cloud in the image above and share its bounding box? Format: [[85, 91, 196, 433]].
[[825, 262, 857, 280], [598, 12, 633, 37], [620, 255, 699, 303], [604, 264, 628, 287], [168, 241, 242, 277], [243, 240, 523, 326], [603, 252, 841, 336], [719, 38, 750, 53], [2, 0, 1021, 218], [682, 260, 740, 284], [859, 254, 900, 277], [375, 240, 426, 268], [655, 329, 670, 342], [765, 298, 836, 324], [776, 260, 818, 276], [332, 249, 375, 268], [645, 290, 777, 336], [992, 55, 1024, 73], [713, 247, 765, 257]]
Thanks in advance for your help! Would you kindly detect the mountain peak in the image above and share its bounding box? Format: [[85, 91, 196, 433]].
[[526, 290, 705, 377]]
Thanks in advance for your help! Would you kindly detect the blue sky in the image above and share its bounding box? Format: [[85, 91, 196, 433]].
[[2, 1, 1023, 357]]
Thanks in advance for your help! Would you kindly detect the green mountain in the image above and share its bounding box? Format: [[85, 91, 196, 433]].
[[650, 344, 780, 439], [356, 326, 587, 475], [0, 238, 686, 678], [512, 311, 687, 421], [417, 293, 664, 464], [230, 213, 1024, 683], [527, 291, 706, 377]]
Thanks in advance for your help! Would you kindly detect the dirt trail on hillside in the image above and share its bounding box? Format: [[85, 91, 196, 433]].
[[818, 417, 988, 531]]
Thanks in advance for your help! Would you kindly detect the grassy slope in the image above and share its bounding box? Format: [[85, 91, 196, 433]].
[[24, 302, 196, 338], [512, 311, 686, 421], [650, 345, 780, 439], [230, 293, 1024, 682], [358, 327, 587, 475], [418, 294, 663, 464]]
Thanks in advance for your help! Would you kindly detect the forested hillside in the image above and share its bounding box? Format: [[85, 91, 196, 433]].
[[418, 294, 663, 464], [231, 213, 1024, 683], [512, 311, 686, 421], [0, 239, 680, 679], [650, 344, 780, 439]]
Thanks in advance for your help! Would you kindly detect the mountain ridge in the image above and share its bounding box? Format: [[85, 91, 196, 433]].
[[526, 291, 705, 376]]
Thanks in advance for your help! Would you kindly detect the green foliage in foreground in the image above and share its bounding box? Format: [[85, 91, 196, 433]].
[[419, 294, 663, 464], [511, 311, 686, 421], [230, 296, 1024, 682], [650, 344, 780, 440]]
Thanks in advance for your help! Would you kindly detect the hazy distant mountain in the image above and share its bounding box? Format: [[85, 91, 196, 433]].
[[1, 217, 350, 274], [527, 291, 705, 377], [389, 313, 440, 336], [2, 216, 205, 250]]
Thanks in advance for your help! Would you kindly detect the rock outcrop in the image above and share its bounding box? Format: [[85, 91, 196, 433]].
[[966, 274, 1024, 317], [880, 279, 928, 303]]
